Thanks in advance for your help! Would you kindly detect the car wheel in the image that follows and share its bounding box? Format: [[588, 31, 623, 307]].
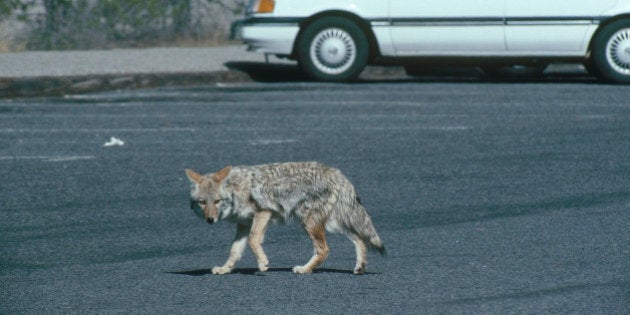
[[297, 16, 369, 82], [592, 20, 630, 84]]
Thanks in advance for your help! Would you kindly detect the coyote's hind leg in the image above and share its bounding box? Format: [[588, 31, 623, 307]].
[[349, 233, 368, 275], [293, 216, 330, 274]]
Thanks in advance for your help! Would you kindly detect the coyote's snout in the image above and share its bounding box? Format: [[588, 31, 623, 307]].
[[185, 162, 385, 275]]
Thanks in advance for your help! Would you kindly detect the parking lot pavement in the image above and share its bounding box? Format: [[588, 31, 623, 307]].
[[1, 82, 629, 313]]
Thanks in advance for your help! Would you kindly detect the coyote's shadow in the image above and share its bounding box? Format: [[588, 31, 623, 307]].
[[168, 267, 374, 276]]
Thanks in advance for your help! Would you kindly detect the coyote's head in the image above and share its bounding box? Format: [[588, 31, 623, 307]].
[[185, 166, 231, 224]]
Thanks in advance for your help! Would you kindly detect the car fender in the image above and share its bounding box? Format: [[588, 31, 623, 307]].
[[272, 0, 387, 19], [270, 1, 391, 59], [588, 1, 630, 51], [602, 1, 630, 17]]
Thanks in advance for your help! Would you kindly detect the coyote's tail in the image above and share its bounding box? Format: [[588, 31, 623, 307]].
[[366, 228, 386, 256], [368, 233, 387, 256], [351, 199, 386, 256]]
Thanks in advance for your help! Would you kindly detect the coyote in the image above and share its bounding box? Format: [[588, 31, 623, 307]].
[[185, 162, 385, 275]]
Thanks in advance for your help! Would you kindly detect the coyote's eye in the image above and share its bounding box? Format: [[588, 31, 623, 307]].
[[213, 200, 221, 205], [198, 199, 207, 205]]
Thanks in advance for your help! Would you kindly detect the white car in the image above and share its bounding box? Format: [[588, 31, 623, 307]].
[[233, 0, 630, 83]]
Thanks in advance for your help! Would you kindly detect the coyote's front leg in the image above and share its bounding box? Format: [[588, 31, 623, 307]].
[[212, 223, 250, 275], [249, 210, 272, 272]]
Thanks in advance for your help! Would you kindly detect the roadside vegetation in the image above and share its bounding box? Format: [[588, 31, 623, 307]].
[[0, 0, 246, 52]]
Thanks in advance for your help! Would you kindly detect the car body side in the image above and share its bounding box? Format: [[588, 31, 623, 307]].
[[239, 0, 630, 63]]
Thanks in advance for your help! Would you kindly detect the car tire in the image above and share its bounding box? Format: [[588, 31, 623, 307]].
[[297, 16, 369, 82], [592, 19, 630, 84], [583, 57, 601, 78]]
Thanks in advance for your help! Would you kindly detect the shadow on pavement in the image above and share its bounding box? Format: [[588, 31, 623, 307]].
[[225, 61, 309, 82], [225, 61, 600, 84], [225, 61, 410, 82], [167, 267, 376, 276]]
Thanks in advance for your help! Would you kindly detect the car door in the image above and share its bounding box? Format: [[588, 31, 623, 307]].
[[505, 0, 618, 55], [389, 0, 506, 56]]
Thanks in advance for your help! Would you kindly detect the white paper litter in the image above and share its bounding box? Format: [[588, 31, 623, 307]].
[[103, 137, 124, 147]]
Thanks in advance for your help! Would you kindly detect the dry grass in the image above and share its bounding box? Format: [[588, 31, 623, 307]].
[[0, 36, 240, 53], [0, 38, 27, 53]]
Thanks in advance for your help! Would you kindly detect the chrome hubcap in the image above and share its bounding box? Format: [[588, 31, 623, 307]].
[[606, 28, 630, 75], [310, 28, 356, 75]]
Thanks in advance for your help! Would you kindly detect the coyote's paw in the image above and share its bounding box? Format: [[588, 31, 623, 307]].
[[211, 266, 232, 275], [292, 265, 313, 274], [258, 262, 269, 272], [354, 262, 366, 275]]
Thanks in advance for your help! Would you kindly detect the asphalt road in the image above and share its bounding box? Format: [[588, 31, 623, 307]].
[[1, 78, 629, 313]]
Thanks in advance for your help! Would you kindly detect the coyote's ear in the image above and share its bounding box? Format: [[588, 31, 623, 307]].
[[185, 169, 204, 185], [211, 165, 232, 183]]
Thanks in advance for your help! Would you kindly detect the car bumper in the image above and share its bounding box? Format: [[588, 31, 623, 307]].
[[231, 18, 301, 56]]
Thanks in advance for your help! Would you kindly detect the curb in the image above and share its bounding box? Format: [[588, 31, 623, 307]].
[[0, 70, 253, 98], [0, 63, 410, 98], [0, 63, 591, 98]]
